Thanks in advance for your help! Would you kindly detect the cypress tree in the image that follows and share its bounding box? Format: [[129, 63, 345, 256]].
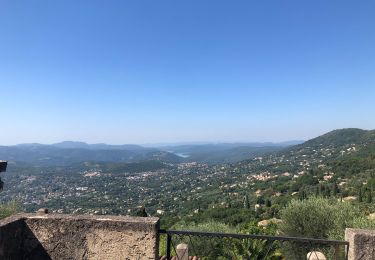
[[243, 194, 250, 209], [358, 188, 363, 203], [315, 186, 320, 197], [367, 189, 373, 204], [136, 206, 148, 217], [325, 186, 331, 197], [319, 184, 324, 196], [332, 182, 337, 197]]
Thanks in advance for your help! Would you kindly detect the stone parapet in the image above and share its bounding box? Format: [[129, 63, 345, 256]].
[[0, 213, 160, 260], [345, 228, 375, 260]]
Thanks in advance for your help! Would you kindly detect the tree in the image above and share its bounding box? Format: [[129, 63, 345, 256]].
[[325, 186, 331, 197], [243, 194, 250, 209], [136, 206, 148, 217], [0, 201, 20, 219], [279, 197, 373, 259], [358, 188, 363, 203], [256, 197, 265, 205], [315, 186, 320, 197], [332, 182, 338, 197], [367, 189, 373, 204], [319, 184, 324, 196]]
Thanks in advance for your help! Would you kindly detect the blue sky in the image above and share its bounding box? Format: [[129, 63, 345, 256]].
[[0, 1, 374, 145]]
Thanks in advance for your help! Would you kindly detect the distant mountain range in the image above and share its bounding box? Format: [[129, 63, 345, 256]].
[[2, 129, 373, 168], [0, 140, 303, 167], [17, 141, 151, 151], [0, 144, 181, 167], [162, 141, 303, 164]]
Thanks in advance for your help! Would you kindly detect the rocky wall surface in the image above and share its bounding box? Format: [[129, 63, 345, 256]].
[[0, 215, 25, 260], [0, 213, 160, 260], [345, 228, 375, 260]]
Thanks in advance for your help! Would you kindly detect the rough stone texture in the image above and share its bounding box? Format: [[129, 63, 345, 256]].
[[0, 213, 160, 260], [0, 216, 25, 260], [345, 228, 375, 260]]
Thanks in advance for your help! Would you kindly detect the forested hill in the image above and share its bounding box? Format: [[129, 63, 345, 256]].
[[282, 128, 375, 165], [227, 128, 375, 205], [286, 128, 372, 159], [236, 128, 375, 177], [292, 128, 375, 151], [0, 145, 183, 166]]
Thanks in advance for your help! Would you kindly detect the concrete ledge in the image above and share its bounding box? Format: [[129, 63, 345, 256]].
[[0, 213, 160, 260], [345, 228, 375, 260]]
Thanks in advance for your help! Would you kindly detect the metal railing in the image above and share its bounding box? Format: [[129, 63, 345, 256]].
[[159, 229, 349, 260]]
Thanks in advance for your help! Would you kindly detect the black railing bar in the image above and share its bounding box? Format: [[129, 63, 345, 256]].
[[158, 229, 349, 245], [188, 235, 197, 256], [345, 244, 349, 260], [261, 240, 275, 260], [166, 233, 172, 260], [309, 241, 319, 260]]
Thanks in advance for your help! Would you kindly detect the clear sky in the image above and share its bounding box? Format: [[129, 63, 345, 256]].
[[0, 1, 374, 145]]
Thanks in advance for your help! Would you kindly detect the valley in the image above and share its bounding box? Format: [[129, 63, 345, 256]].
[[1, 128, 374, 229]]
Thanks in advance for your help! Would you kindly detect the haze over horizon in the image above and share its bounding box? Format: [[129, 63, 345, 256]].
[[1, 1, 374, 145]]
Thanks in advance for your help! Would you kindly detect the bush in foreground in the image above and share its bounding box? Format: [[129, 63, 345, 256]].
[[0, 201, 20, 219], [280, 197, 375, 259]]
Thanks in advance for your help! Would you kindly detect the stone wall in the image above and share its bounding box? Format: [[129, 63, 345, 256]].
[[0, 213, 160, 260], [345, 228, 375, 260], [0, 215, 25, 259]]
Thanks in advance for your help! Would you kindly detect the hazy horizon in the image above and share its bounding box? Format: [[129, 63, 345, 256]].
[[2, 139, 307, 147], [1, 1, 374, 145]]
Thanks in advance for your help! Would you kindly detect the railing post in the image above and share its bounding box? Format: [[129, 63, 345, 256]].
[[166, 233, 172, 260], [0, 161, 7, 192]]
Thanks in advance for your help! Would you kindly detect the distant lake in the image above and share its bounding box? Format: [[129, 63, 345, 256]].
[[169, 151, 190, 158]]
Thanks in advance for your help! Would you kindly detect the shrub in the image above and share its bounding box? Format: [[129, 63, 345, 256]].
[[160, 221, 235, 259], [0, 201, 20, 219], [280, 197, 336, 239], [280, 197, 375, 259]]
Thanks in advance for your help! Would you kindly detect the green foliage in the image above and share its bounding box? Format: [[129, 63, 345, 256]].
[[280, 197, 375, 259], [367, 189, 373, 203], [135, 206, 148, 217], [332, 182, 338, 197], [358, 188, 363, 202], [159, 221, 235, 258], [160, 221, 281, 259], [234, 222, 281, 260], [0, 201, 20, 219], [184, 207, 256, 227], [280, 197, 336, 239], [243, 194, 250, 209], [100, 160, 169, 174]]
